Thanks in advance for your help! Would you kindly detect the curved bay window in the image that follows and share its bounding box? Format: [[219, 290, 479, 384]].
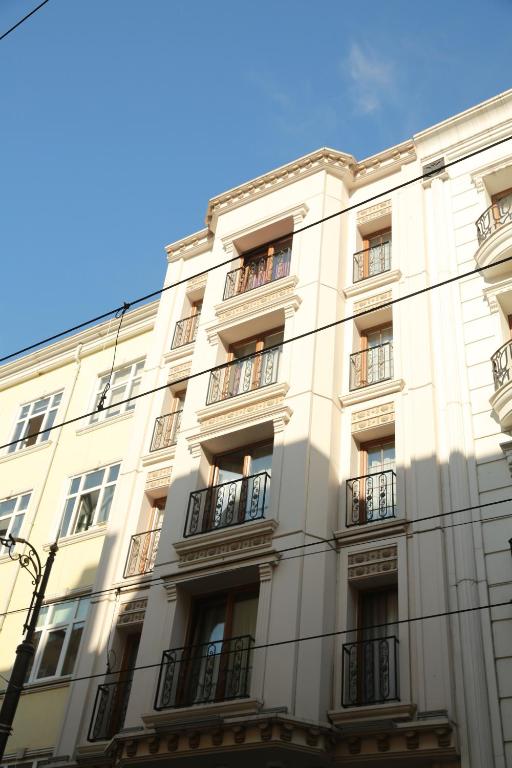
[[155, 587, 258, 709], [223, 237, 292, 299], [185, 442, 272, 536]]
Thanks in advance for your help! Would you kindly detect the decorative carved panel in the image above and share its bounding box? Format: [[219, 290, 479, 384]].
[[348, 545, 397, 581], [146, 467, 172, 491], [354, 290, 392, 315], [168, 361, 192, 385], [117, 598, 147, 626], [352, 402, 395, 433], [357, 199, 391, 225]]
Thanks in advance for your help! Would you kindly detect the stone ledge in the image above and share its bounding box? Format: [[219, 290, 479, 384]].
[[141, 444, 177, 467], [344, 269, 401, 299], [339, 379, 405, 408], [329, 702, 415, 725], [335, 518, 409, 547], [143, 697, 262, 729]]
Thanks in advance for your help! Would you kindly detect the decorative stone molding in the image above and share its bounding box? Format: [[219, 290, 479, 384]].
[[165, 229, 213, 263], [207, 276, 301, 343], [145, 466, 172, 492], [356, 199, 391, 225], [490, 379, 512, 431], [188, 382, 292, 452], [500, 440, 512, 478], [259, 561, 275, 582], [353, 141, 416, 184], [173, 518, 278, 570], [474, 219, 512, 281], [339, 378, 405, 408], [141, 444, 177, 467], [347, 545, 398, 581], [335, 517, 408, 547], [117, 598, 147, 627], [351, 401, 395, 434], [471, 157, 512, 194], [168, 361, 192, 385], [186, 272, 208, 294], [163, 582, 177, 602], [353, 289, 392, 315]]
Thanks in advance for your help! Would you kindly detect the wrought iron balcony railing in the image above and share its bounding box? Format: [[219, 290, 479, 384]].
[[491, 339, 512, 390], [207, 346, 281, 405], [476, 192, 512, 245], [184, 471, 270, 537], [88, 679, 133, 741], [150, 410, 182, 452], [346, 470, 396, 526], [223, 247, 291, 300], [171, 313, 200, 349], [342, 636, 399, 707], [353, 241, 391, 283], [155, 634, 253, 710], [349, 342, 393, 390], [123, 527, 161, 578]]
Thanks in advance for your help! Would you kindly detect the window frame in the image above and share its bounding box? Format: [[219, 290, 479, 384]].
[[89, 359, 144, 424], [8, 391, 63, 454], [0, 491, 31, 554], [59, 463, 120, 538], [26, 595, 91, 684]]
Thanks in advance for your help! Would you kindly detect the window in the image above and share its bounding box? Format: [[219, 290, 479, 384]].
[[223, 237, 292, 299], [8, 392, 63, 453], [59, 464, 120, 537], [89, 360, 144, 424], [353, 228, 392, 283], [0, 492, 31, 554], [25, 596, 91, 683], [350, 325, 393, 390]]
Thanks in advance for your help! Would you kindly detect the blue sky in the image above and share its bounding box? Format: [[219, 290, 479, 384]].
[[1, 0, 511, 357]]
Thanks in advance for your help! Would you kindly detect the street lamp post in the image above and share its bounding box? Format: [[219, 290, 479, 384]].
[[0, 535, 58, 760]]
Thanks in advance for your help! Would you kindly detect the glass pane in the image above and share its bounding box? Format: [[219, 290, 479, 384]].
[[20, 404, 30, 418], [9, 421, 24, 452], [52, 392, 63, 406], [69, 477, 81, 495], [19, 493, 31, 511], [128, 377, 141, 402], [61, 624, 83, 675], [52, 602, 75, 626], [36, 628, 66, 678], [216, 450, 245, 483], [249, 443, 273, 476], [232, 341, 258, 359], [264, 330, 284, 349], [191, 600, 226, 648], [36, 606, 49, 628], [41, 408, 57, 440], [74, 490, 100, 533], [97, 485, 114, 523], [32, 397, 50, 415], [25, 631, 41, 681], [231, 594, 258, 638], [83, 469, 105, 490], [109, 385, 126, 406], [0, 499, 16, 516], [76, 596, 91, 622], [60, 498, 76, 537], [134, 361, 144, 374], [107, 464, 120, 483], [10, 513, 24, 539], [112, 367, 130, 385]]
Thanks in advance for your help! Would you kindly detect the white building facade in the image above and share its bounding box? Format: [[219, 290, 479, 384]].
[[2, 90, 512, 768]]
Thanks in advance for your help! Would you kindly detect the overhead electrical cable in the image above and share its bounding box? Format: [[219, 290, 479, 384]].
[[1, 495, 511, 622], [1, 133, 511, 364], [3, 247, 512, 452], [0, 0, 50, 42]]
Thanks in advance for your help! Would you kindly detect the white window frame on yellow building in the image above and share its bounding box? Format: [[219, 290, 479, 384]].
[[7, 391, 63, 454], [58, 463, 120, 538], [88, 359, 144, 424]]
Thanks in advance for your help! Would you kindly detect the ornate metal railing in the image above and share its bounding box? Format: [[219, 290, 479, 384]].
[[207, 346, 281, 405], [155, 635, 253, 710], [476, 193, 512, 244], [342, 636, 399, 707], [88, 679, 133, 741], [349, 342, 393, 390], [491, 340, 512, 390], [353, 241, 391, 283], [184, 471, 270, 537], [123, 527, 161, 578], [346, 470, 396, 526], [223, 247, 291, 300], [150, 410, 182, 452], [171, 313, 200, 349]]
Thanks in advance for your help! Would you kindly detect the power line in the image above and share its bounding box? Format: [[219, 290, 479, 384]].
[[1, 132, 511, 364], [1, 495, 511, 622], [0, 0, 50, 42], [1, 600, 508, 693], [3, 246, 512, 452]]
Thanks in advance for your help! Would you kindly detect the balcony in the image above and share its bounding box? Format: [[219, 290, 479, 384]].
[[88, 679, 132, 741], [223, 247, 291, 300], [342, 636, 399, 707], [476, 193, 512, 245], [124, 527, 161, 577], [353, 241, 391, 283], [150, 410, 182, 452], [207, 346, 281, 405], [350, 343, 393, 390], [346, 470, 396, 526], [154, 635, 253, 710], [184, 471, 270, 537], [490, 340, 512, 430], [171, 313, 200, 349]]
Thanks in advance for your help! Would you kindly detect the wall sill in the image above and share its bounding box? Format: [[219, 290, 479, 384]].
[[339, 378, 405, 407], [0, 439, 52, 464], [43, 524, 107, 551], [344, 269, 401, 298], [76, 409, 134, 436]]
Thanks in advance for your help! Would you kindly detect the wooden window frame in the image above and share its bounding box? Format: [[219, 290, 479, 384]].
[[360, 227, 392, 280]]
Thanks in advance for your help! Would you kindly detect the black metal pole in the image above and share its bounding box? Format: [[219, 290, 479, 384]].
[[0, 540, 58, 760]]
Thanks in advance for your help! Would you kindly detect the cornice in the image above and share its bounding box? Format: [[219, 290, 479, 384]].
[[352, 140, 416, 186], [0, 301, 158, 389], [165, 228, 213, 263]]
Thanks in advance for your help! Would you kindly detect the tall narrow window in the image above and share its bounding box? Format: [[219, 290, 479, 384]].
[[8, 392, 63, 453], [224, 237, 292, 299], [350, 325, 393, 390], [0, 492, 31, 553], [354, 228, 392, 282]]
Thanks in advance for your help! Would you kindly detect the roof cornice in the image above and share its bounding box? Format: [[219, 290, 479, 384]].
[[0, 301, 158, 388], [165, 228, 213, 263]]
